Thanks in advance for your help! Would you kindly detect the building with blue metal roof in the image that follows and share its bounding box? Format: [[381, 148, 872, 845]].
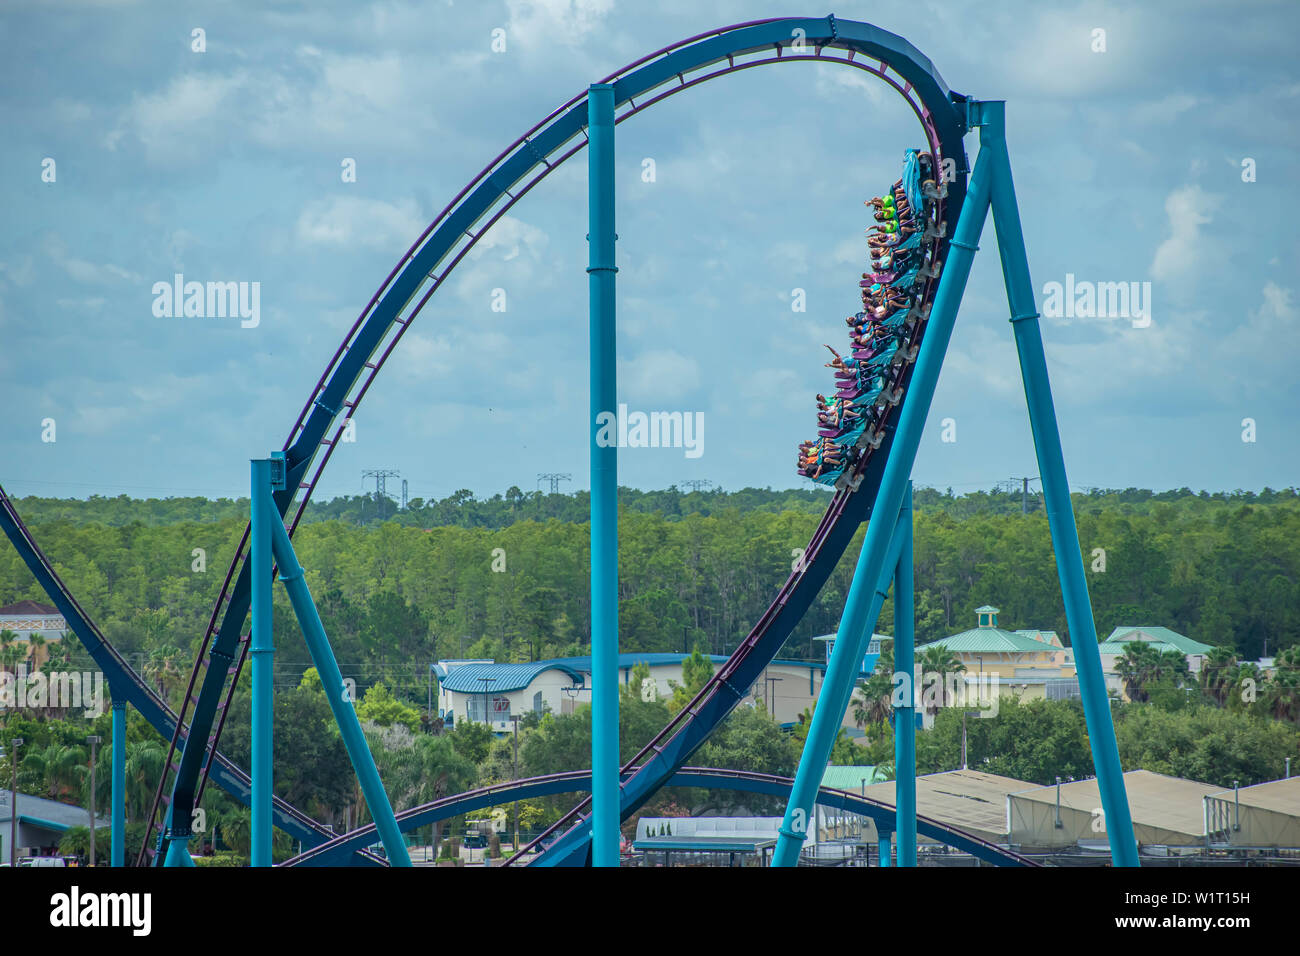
[[432, 652, 840, 732], [0, 789, 90, 861]]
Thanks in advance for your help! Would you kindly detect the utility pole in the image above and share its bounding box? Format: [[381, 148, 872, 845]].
[[9, 738, 23, 867], [510, 715, 521, 852], [764, 675, 784, 719], [961, 711, 981, 770], [87, 735, 102, 865], [478, 676, 496, 728], [361, 469, 401, 520], [536, 473, 572, 495], [427, 662, 434, 729]]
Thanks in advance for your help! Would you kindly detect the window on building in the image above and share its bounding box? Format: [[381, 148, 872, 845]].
[[468, 695, 512, 723], [1046, 679, 1081, 701], [533, 691, 543, 713]]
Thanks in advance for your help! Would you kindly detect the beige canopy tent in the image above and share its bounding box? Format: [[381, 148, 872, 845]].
[[1009, 769, 1224, 849], [1204, 776, 1300, 849]]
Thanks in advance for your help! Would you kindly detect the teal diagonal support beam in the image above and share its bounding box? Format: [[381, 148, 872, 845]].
[[975, 98, 1138, 867], [261, 493, 412, 867], [772, 140, 995, 868]]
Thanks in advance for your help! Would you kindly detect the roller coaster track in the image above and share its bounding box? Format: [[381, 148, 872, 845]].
[[150, 15, 969, 866], [283, 768, 1039, 868], [0, 16, 973, 865], [0, 486, 383, 866]]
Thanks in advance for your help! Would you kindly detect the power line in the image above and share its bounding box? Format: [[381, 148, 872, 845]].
[[361, 469, 401, 520], [536, 473, 572, 495], [999, 476, 1041, 514]]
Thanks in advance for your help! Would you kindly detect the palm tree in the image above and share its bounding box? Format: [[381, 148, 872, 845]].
[[0, 643, 23, 680], [51, 633, 75, 669], [1199, 645, 1238, 706], [144, 644, 184, 699], [0, 629, 20, 677], [1261, 648, 1300, 723], [36, 743, 88, 801], [1151, 648, 1192, 687], [124, 741, 165, 820], [852, 670, 894, 741], [1114, 642, 1162, 702], [222, 808, 252, 857], [27, 633, 46, 673], [918, 643, 966, 715], [1261, 669, 1300, 723], [1226, 662, 1262, 712]]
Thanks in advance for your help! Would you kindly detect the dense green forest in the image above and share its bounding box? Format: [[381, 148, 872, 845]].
[[10, 483, 1300, 529], [3, 486, 1298, 700], [2, 486, 1298, 859]]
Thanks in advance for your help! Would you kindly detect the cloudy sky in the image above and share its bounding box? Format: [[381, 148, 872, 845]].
[[1, 0, 1296, 503]]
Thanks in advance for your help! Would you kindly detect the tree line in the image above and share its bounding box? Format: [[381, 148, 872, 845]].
[[2, 488, 1297, 701]]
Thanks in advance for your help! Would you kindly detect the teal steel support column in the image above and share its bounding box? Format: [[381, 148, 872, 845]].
[[773, 488, 912, 865], [878, 831, 892, 867], [894, 482, 916, 867], [162, 815, 194, 867], [110, 697, 125, 867], [250, 458, 274, 867], [977, 99, 1138, 867], [587, 81, 620, 868], [263, 502, 411, 866], [773, 143, 995, 868]]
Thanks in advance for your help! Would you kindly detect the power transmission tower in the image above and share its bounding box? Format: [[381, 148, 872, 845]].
[[680, 479, 713, 492], [362, 469, 401, 519], [537, 473, 572, 495], [1005, 476, 1041, 514], [401, 479, 408, 510]]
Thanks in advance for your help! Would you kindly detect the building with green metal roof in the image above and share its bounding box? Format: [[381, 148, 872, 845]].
[[820, 764, 890, 792], [1097, 626, 1214, 699], [912, 606, 1079, 721], [920, 605, 1071, 662], [1099, 625, 1213, 657]]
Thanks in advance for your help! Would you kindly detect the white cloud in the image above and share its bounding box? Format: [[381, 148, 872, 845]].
[[55, 297, 107, 311], [1129, 93, 1198, 127], [109, 71, 248, 165], [64, 259, 142, 284], [42, 235, 143, 285], [619, 349, 701, 401], [765, 240, 809, 276], [1150, 185, 1220, 283], [295, 196, 426, 250], [452, 216, 553, 306], [472, 216, 550, 263], [813, 63, 889, 109], [0, 257, 37, 287], [737, 367, 805, 413], [505, 0, 615, 49]]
